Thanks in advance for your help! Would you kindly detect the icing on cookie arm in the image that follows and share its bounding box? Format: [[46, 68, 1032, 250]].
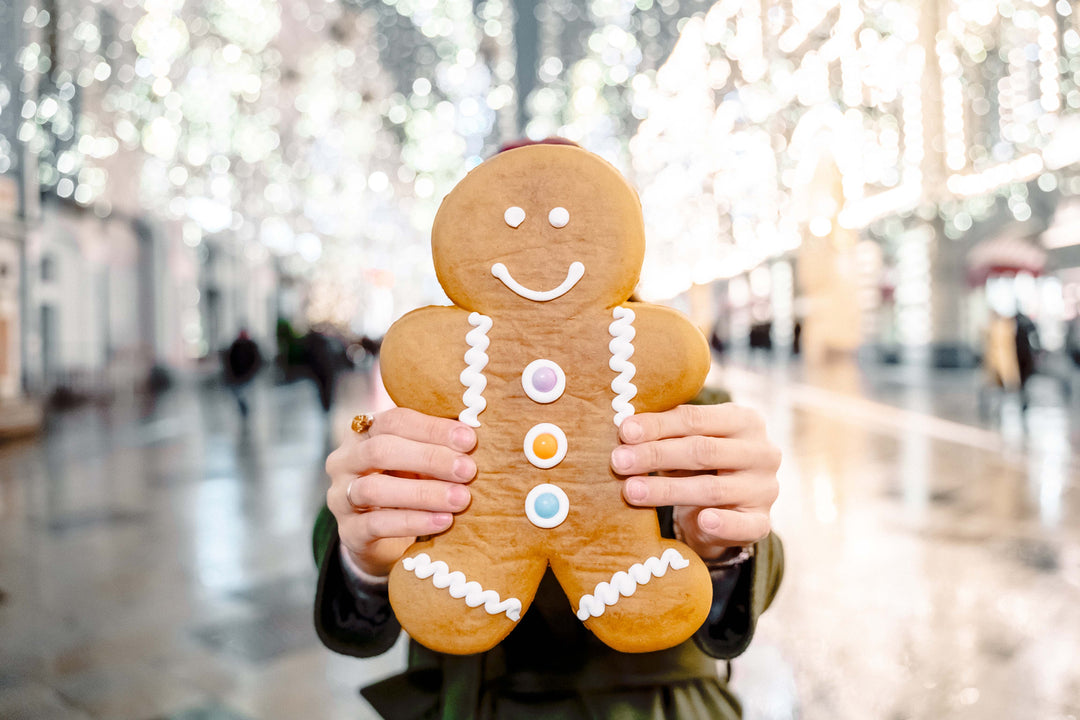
[[459, 312, 492, 427], [380, 306, 476, 418], [620, 302, 710, 413], [608, 306, 637, 427]]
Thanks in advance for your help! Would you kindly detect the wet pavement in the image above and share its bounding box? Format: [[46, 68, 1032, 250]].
[[715, 358, 1080, 720], [0, 358, 1078, 720]]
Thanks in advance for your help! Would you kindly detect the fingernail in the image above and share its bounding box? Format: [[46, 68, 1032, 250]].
[[611, 447, 634, 473], [625, 479, 647, 503], [452, 456, 476, 481], [452, 427, 475, 452], [621, 419, 643, 443], [432, 513, 453, 529], [700, 510, 722, 531], [447, 485, 470, 509]]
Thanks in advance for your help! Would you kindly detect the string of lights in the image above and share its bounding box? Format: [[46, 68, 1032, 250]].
[[1, 0, 1079, 343]]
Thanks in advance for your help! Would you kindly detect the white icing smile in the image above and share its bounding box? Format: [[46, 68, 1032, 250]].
[[491, 261, 585, 302]]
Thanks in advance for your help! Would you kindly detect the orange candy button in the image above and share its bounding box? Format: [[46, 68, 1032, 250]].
[[532, 433, 559, 460]]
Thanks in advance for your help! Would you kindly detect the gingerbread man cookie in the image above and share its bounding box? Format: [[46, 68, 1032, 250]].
[[381, 143, 712, 655]]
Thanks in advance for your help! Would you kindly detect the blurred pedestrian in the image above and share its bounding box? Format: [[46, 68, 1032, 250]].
[[276, 317, 304, 372], [748, 320, 773, 353], [223, 329, 263, 417], [302, 328, 346, 413], [709, 319, 726, 357], [984, 311, 1020, 387], [1067, 316, 1080, 369], [979, 311, 1020, 419], [1014, 311, 1041, 411], [361, 334, 382, 360]]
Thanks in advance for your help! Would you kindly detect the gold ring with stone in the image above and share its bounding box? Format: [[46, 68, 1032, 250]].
[[351, 413, 374, 435]]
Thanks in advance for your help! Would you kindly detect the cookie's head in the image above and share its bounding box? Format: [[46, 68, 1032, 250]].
[[432, 144, 645, 313]]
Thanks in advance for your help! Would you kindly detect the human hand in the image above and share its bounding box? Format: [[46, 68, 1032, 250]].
[[609, 404, 781, 562], [324, 408, 477, 578]]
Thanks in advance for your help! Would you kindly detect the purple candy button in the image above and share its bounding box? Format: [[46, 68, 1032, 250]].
[[522, 359, 565, 403], [532, 366, 558, 393]]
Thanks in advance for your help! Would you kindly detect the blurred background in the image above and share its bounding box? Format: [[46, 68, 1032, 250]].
[[0, 0, 1079, 718]]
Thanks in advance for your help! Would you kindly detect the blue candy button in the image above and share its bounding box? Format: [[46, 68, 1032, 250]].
[[525, 483, 570, 529], [535, 492, 560, 519]]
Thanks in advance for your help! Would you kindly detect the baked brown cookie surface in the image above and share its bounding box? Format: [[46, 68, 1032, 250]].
[[381, 144, 712, 655]]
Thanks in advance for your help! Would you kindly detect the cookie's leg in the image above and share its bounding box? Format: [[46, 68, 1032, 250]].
[[549, 512, 711, 654], [389, 522, 547, 655]]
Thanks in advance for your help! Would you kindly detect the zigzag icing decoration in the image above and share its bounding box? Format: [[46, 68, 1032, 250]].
[[459, 312, 492, 427], [608, 306, 637, 427], [402, 553, 522, 621], [575, 548, 690, 621]]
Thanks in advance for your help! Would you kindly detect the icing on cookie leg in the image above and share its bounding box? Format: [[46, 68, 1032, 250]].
[[575, 548, 691, 621], [553, 535, 711, 654], [402, 553, 523, 621], [390, 530, 548, 655]]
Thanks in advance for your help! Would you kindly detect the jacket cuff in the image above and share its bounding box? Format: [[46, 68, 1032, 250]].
[[693, 531, 784, 659], [314, 530, 402, 658], [340, 545, 390, 589]]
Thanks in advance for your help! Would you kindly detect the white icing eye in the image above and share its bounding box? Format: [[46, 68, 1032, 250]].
[[505, 206, 526, 228], [548, 207, 569, 228]]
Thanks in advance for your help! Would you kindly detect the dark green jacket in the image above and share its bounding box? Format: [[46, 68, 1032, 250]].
[[313, 389, 784, 718], [314, 508, 782, 719]]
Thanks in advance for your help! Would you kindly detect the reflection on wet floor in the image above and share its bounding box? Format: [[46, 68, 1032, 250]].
[[0, 360, 1078, 720], [720, 360, 1080, 720]]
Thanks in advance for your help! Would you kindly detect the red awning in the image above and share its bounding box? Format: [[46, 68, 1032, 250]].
[[966, 235, 1047, 285]]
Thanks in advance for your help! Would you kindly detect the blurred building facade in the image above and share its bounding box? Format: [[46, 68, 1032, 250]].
[[0, 0, 285, 411], [0, 0, 705, 406], [624, 0, 1080, 367], [0, 0, 33, 415], [2, 0, 1080, 412]]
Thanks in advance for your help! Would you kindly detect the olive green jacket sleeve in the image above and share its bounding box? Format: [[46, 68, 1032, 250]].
[[685, 386, 785, 658], [693, 531, 784, 659], [312, 505, 402, 658]]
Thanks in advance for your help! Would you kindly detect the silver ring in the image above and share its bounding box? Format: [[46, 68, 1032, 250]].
[[345, 479, 371, 513]]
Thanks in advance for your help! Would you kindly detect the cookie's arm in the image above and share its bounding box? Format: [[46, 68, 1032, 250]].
[[622, 302, 711, 412], [380, 306, 474, 419]]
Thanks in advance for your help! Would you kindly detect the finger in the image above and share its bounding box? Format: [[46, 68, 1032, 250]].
[[619, 404, 764, 444], [622, 472, 778, 509], [371, 407, 476, 452], [611, 436, 781, 475], [345, 434, 477, 482], [340, 508, 454, 544], [325, 444, 349, 478], [345, 473, 471, 513], [693, 508, 771, 545]]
